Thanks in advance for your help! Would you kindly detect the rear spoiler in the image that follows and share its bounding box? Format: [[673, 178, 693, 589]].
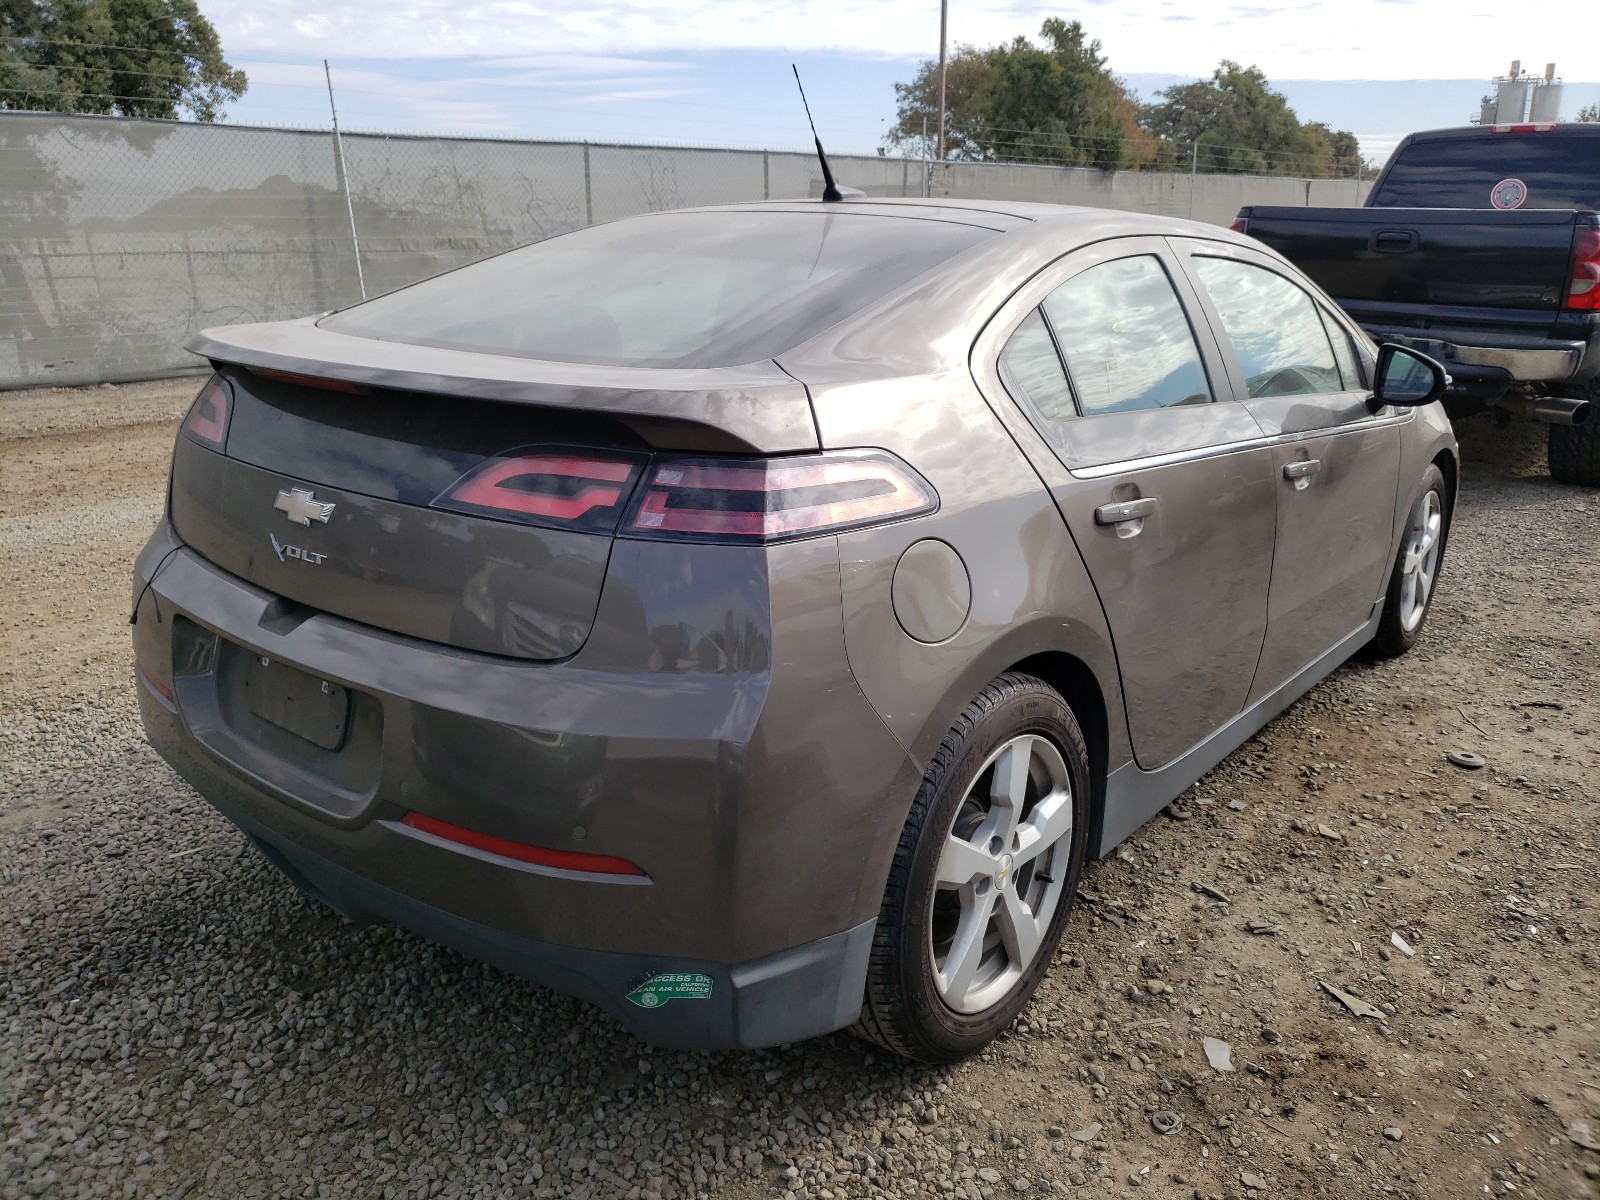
[[187, 317, 820, 455]]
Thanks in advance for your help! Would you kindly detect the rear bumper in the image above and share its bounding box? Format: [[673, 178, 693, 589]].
[[131, 520, 915, 1049], [142, 683, 871, 1048], [1363, 326, 1585, 384]]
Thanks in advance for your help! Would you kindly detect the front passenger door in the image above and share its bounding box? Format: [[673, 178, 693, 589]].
[[1175, 242, 1403, 701]]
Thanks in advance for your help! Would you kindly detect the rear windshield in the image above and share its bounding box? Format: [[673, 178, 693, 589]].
[[1371, 131, 1600, 210], [322, 210, 996, 368]]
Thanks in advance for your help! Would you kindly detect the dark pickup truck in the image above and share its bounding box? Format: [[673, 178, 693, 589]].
[[1235, 122, 1600, 485]]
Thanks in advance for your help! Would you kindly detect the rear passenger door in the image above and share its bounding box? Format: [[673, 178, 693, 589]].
[[973, 237, 1278, 771], [1172, 240, 1403, 702]]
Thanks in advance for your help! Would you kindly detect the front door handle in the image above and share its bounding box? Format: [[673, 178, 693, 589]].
[[1095, 497, 1157, 525], [1282, 459, 1321, 490], [1095, 496, 1156, 537]]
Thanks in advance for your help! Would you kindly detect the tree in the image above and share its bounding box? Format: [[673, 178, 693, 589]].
[[1576, 103, 1599, 123], [1140, 61, 1363, 177], [885, 19, 1148, 169], [2, 0, 246, 121]]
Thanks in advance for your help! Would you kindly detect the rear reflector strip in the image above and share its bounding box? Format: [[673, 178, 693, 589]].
[[400, 811, 647, 877], [134, 661, 174, 703]]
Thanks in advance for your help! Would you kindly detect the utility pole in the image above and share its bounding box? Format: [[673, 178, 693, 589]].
[[324, 59, 367, 301], [936, 0, 948, 161], [922, 114, 931, 197]]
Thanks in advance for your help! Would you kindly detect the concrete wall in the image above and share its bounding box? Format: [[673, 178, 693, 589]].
[[0, 112, 1371, 390]]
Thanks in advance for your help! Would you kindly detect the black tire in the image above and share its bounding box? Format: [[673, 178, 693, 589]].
[[1548, 377, 1600, 486], [854, 673, 1091, 1064], [1369, 464, 1449, 659]]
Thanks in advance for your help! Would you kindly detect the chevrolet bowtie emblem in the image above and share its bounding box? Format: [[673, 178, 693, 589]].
[[274, 486, 336, 527]]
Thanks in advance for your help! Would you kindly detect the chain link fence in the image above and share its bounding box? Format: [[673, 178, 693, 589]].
[[0, 112, 1369, 390]]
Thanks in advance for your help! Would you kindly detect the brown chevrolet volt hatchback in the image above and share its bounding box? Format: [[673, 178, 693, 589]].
[[133, 199, 1457, 1062]]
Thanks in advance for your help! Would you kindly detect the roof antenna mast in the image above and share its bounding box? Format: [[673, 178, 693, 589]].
[[792, 64, 858, 202]]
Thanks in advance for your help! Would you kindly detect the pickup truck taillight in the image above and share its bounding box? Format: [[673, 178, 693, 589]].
[[1569, 228, 1600, 311]]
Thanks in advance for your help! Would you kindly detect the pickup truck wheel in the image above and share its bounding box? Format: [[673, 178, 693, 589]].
[[1369, 464, 1449, 658], [853, 673, 1090, 1064], [1548, 379, 1600, 487]]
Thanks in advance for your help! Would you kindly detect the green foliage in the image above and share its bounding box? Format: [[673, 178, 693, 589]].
[[888, 23, 1360, 178], [1576, 103, 1599, 123], [886, 19, 1147, 169], [1139, 62, 1362, 177], [2, 0, 246, 121]]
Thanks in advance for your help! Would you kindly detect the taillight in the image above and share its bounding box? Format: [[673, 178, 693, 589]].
[[625, 450, 937, 543], [180, 376, 232, 448], [1230, 215, 1250, 235], [1567, 227, 1600, 311], [434, 448, 647, 533]]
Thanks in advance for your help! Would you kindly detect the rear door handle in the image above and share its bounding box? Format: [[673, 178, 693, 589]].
[[1283, 459, 1321, 490], [1095, 497, 1157, 531]]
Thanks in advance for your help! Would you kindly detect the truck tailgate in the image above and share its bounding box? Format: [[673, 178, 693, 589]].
[[1240, 206, 1579, 312]]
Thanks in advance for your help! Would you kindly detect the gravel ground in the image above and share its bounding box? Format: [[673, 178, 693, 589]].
[[2, 380, 1597, 1200]]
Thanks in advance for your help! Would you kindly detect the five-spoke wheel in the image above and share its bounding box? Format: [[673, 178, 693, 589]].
[[855, 673, 1089, 1064], [930, 734, 1074, 1014], [1397, 487, 1443, 634], [1371, 463, 1450, 657]]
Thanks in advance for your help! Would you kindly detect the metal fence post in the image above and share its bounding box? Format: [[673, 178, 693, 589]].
[[323, 61, 366, 300], [762, 150, 770, 201], [583, 142, 594, 226], [1188, 140, 1198, 221]]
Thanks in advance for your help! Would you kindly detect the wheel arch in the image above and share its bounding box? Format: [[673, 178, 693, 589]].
[[1431, 445, 1459, 516], [1005, 651, 1111, 863], [890, 620, 1127, 877]]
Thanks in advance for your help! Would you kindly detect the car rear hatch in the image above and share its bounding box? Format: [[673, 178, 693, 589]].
[[173, 322, 819, 662]]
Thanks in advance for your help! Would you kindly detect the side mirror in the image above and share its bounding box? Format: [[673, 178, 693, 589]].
[[1372, 344, 1449, 408]]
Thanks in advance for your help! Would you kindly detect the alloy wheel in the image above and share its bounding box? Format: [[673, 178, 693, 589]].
[[928, 733, 1074, 1014], [1399, 489, 1443, 633]]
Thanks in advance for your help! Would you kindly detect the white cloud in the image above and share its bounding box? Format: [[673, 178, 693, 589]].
[[210, 0, 1578, 82]]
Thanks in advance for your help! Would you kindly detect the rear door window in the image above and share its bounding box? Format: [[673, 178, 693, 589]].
[[1371, 132, 1600, 209], [1040, 256, 1213, 416], [1191, 258, 1343, 398]]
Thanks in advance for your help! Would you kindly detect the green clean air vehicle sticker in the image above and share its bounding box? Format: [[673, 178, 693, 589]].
[[627, 972, 714, 1008]]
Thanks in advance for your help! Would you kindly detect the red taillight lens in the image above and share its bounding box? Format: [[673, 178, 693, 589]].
[[1229, 216, 1250, 234], [434, 448, 647, 533], [1568, 228, 1600, 311], [180, 376, 232, 448], [252, 366, 367, 394], [625, 450, 937, 543], [400, 812, 646, 878]]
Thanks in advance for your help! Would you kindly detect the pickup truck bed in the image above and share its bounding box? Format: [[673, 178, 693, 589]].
[[1236, 123, 1600, 485], [1237, 204, 1597, 392]]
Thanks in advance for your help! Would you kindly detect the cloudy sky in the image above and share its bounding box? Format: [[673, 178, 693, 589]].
[[203, 0, 1600, 160]]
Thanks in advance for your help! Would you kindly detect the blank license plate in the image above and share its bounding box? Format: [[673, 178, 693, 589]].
[[244, 656, 349, 751]]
